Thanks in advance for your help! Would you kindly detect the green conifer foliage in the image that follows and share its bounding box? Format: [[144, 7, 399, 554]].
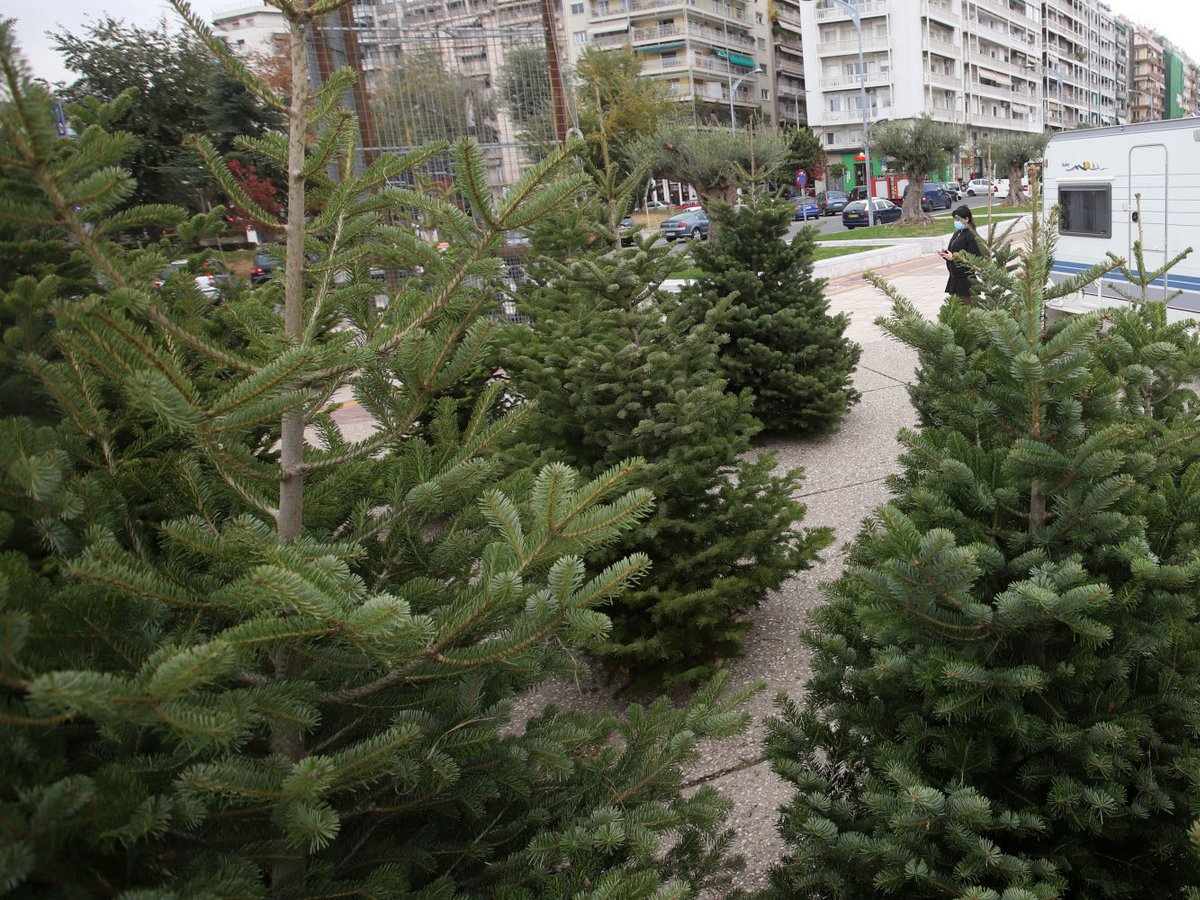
[[0, 11, 756, 896], [682, 200, 861, 435], [503, 202, 831, 690], [764, 204, 1200, 897]]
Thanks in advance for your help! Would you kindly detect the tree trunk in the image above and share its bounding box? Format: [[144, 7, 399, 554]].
[[897, 169, 931, 225], [1005, 164, 1027, 207]]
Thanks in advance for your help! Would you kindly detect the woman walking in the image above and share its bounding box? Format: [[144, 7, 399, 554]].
[[938, 205, 980, 303]]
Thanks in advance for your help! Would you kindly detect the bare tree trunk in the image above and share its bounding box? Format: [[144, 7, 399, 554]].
[[272, 6, 311, 892], [279, 10, 310, 543], [1005, 164, 1027, 206], [898, 169, 931, 224]]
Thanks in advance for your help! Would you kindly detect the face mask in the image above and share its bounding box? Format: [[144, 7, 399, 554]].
[[953, 220, 965, 231]]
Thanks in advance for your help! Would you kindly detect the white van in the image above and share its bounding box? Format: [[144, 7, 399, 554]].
[[1042, 117, 1200, 323]]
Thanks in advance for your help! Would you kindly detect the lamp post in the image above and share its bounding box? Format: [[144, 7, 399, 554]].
[[801, 0, 873, 224], [729, 66, 765, 131]]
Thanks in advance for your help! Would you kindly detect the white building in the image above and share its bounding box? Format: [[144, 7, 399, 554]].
[[212, 2, 288, 58], [1042, 0, 1123, 129], [799, 0, 1044, 189]]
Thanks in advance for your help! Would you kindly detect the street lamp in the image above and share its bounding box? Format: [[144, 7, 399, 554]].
[[800, 0, 874, 224], [729, 66, 765, 131]]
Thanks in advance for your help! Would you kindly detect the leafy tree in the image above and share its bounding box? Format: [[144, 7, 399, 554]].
[[628, 123, 787, 240], [781, 125, 825, 190], [682, 199, 861, 435], [871, 115, 961, 223], [502, 177, 830, 689], [764, 205, 1200, 898], [0, 13, 757, 896], [206, 64, 284, 159], [52, 16, 215, 210], [226, 159, 282, 230], [990, 132, 1049, 206], [500, 44, 555, 147], [576, 45, 675, 175]]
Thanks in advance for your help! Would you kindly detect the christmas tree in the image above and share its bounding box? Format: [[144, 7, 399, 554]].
[[764, 202, 1200, 897], [0, 11, 756, 895], [502, 184, 830, 690], [682, 199, 860, 435]]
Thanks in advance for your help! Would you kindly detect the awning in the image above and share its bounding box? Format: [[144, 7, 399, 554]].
[[978, 67, 1013, 87], [634, 42, 685, 53], [715, 48, 756, 68]]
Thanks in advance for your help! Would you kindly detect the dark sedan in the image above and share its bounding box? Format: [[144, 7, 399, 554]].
[[817, 190, 848, 216], [659, 210, 709, 241], [842, 198, 902, 229], [619, 216, 639, 245]]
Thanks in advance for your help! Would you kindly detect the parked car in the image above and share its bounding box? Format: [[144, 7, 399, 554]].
[[848, 185, 871, 201], [793, 196, 820, 220], [905, 182, 953, 212], [991, 178, 1030, 200], [643, 199, 672, 210], [842, 198, 902, 229], [659, 210, 709, 241], [817, 190, 849, 216], [154, 258, 235, 299], [619, 215, 639, 245], [941, 182, 964, 201], [249, 251, 280, 285], [966, 177, 993, 197]]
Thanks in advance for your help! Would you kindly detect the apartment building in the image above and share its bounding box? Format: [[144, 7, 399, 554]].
[[212, 2, 288, 58], [1042, 0, 1122, 128], [1129, 26, 1165, 122], [561, 0, 772, 127], [797, 0, 1043, 189]]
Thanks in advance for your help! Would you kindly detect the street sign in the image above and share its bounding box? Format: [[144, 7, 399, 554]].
[[794, 168, 808, 191]]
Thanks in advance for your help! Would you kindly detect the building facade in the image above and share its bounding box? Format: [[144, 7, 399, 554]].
[[212, 2, 288, 58]]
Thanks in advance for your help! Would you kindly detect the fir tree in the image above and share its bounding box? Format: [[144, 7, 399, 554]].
[[682, 199, 861, 435], [0, 11, 757, 896], [502, 185, 830, 690], [764, 202, 1200, 897]]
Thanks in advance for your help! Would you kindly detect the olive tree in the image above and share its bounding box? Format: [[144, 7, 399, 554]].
[[871, 115, 962, 224]]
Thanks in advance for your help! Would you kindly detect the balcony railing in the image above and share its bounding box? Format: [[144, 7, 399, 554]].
[[592, 30, 632, 47], [816, 34, 891, 55], [819, 104, 893, 123], [815, 0, 887, 21], [820, 71, 892, 90], [681, 20, 755, 48], [925, 36, 960, 58], [928, 70, 961, 89]]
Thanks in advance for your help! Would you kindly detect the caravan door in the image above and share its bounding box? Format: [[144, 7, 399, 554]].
[[1129, 144, 1169, 279]]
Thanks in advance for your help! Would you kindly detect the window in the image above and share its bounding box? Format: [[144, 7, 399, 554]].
[[825, 131, 836, 144], [1058, 184, 1111, 238], [761, 89, 770, 99], [571, 2, 584, 12], [573, 30, 587, 43], [661, 51, 677, 63]]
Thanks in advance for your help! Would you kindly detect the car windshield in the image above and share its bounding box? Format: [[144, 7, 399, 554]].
[[827, 192, 846, 200], [844, 201, 866, 212]]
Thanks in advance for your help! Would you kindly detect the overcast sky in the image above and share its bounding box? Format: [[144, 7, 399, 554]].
[[7, 0, 1200, 86]]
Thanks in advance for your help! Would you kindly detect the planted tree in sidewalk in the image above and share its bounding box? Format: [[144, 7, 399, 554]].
[[504, 180, 830, 691], [682, 198, 860, 435], [990, 133, 1048, 206], [871, 115, 961, 224], [764, 203, 1200, 897], [0, 11, 758, 896]]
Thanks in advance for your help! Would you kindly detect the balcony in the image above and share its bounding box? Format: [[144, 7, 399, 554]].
[[592, 30, 632, 47], [681, 20, 756, 48], [924, 0, 959, 24], [819, 103, 893, 123], [815, 0, 888, 21], [640, 55, 691, 74], [928, 70, 962, 89], [816, 34, 891, 55], [925, 35, 960, 58], [820, 71, 892, 90]]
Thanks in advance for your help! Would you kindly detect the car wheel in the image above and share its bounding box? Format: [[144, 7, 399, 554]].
[[690, 227, 701, 240], [968, 190, 975, 197]]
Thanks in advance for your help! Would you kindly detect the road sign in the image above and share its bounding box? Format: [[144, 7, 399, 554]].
[[794, 168, 808, 190]]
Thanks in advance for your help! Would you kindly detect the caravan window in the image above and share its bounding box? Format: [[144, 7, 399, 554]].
[[1058, 185, 1111, 238]]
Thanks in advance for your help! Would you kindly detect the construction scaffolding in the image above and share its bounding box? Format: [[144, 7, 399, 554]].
[[310, 1, 571, 194]]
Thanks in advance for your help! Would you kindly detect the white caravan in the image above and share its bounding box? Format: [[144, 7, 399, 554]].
[[1041, 117, 1200, 323]]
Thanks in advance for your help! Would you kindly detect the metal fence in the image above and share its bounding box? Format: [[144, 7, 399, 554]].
[[311, 8, 566, 194]]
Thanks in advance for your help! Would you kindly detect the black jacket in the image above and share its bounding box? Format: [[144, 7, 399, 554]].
[[944, 227, 980, 297]]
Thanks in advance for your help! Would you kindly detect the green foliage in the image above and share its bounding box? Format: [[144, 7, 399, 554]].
[[0, 16, 753, 897], [871, 115, 962, 223], [781, 125, 825, 184], [989, 133, 1048, 206], [764, 202, 1200, 897], [502, 189, 830, 689], [52, 16, 218, 211], [575, 45, 676, 176], [628, 124, 787, 229], [682, 199, 861, 435], [500, 45, 555, 150], [375, 48, 499, 148]]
